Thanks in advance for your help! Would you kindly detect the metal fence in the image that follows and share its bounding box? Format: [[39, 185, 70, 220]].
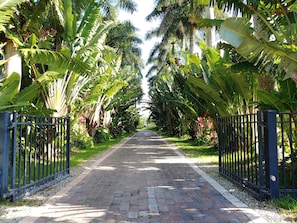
[[217, 110, 297, 200], [0, 112, 70, 201]]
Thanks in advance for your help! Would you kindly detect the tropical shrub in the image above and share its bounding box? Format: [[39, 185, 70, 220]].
[[71, 128, 94, 150], [93, 127, 111, 144]]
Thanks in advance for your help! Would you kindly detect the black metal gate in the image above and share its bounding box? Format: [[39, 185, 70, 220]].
[[0, 112, 70, 201], [217, 110, 297, 200], [217, 112, 268, 199]]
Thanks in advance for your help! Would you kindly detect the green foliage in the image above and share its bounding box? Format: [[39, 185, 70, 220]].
[[166, 135, 218, 164], [271, 195, 297, 215], [191, 134, 209, 146], [138, 116, 148, 129], [256, 79, 297, 112], [0, 0, 26, 26], [0, 72, 20, 107], [93, 127, 111, 144], [109, 105, 140, 137], [108, 123, 123, 138], [0, 72, 53, 114], [71, 128, 94, 150], [219, 2, 297, 81]]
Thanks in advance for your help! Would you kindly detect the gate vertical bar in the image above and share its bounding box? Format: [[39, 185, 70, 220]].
[[0, 112, 11, 199], [10, 112, 17, 200], [66, 117, 70, 174], [264, 110, 279, 199], [257, 111, 265, 199]]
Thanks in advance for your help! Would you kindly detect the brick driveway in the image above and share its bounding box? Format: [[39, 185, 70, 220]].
[[20, 130, 266, 223]]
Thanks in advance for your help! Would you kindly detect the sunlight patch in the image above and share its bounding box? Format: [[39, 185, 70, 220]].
[[95, 166, 116, 170], [154, 157, 198, 164], [137, 167, 160, 171]]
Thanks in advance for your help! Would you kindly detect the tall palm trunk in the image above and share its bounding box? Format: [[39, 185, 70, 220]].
[[205, 6, 216, 48], [188, 12, 196, 55], [189, 24, 195, 55], [4, 40, 22, 90]]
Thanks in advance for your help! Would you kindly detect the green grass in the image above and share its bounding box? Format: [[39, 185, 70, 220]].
[[70, 133, 133, 168], [270, 195, 297, 221], [165, 135, 218, 164]]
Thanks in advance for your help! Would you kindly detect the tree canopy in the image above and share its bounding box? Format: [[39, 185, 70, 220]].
[[1, 0, 296, 140]]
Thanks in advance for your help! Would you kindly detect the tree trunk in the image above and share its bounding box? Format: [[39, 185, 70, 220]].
[[205, 6, 216, 48], [4, 40, 22, 90], [189, 23, 195, 55], [188, 12, 196, 55]]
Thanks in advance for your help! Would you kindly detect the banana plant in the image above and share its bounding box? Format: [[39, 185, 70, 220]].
[[0, 72, 53, 114], [180, 42, 256, 118], [0, 0, 64, 114], [20, 1, 115, 117], [80, 51, 133, 130], [219, 1, 297, 84], [256, 79, 297, 112]]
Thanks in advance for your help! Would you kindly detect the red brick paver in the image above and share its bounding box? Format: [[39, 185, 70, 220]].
[[20, 130, 266, 223]]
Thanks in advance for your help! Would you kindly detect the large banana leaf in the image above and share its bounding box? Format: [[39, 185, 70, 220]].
[[77, 1, 102, 39], [186, 75, 229, 116], [63, 0, 74, 40], [20, 48, 91, 75], [14, 82, 40, 104], [0, 72, 43, 112], [0, 72, 19, 107], [256, 79, 297, 111], [44, 78, 67, 117], [220, 18, 297, 80]]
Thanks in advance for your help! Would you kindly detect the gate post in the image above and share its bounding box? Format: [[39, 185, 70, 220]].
[[0, 112, 11, 198], [263, 110, 279, 199]]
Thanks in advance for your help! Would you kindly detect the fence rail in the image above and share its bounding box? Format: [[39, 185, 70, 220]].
[[217, 110, 297, 200], [0, 112, 70, 201]]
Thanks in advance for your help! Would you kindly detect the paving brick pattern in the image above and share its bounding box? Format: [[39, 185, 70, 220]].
[[20, 130, 262, 223]]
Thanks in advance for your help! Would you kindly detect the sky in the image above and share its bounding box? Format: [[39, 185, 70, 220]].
[[118, 0, 160, 117]]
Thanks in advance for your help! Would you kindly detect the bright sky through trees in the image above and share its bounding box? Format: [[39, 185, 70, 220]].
[[118, 0, 159, 117]]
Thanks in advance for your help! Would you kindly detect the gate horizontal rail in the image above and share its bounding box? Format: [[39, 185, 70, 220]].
[[0, 112, 70, 201], [217, 110, 297, 200]]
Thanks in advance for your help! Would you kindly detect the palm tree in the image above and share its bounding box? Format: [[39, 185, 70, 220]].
[[146, 0, 211, 54], [145, 0, 219, 89], [106, 21, 143, 73]]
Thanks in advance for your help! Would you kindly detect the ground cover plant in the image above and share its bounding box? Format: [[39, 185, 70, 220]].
[[70, 132, 133, 168]]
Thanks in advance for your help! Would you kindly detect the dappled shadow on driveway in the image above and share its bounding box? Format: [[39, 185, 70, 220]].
[[19, 130, 265, 223]]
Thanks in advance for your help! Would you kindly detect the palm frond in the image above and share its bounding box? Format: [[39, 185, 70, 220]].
[[20, 48, 91, 75], [118, 0, 137, 13], [51, 0, 64, 27], [0, 0, 26, 26], [220, 17, 297, 80], [187, 75, 229, 116], [44, 78, 67, 117], [77, 1, 102, 39], [0, 72, 19, 107]]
